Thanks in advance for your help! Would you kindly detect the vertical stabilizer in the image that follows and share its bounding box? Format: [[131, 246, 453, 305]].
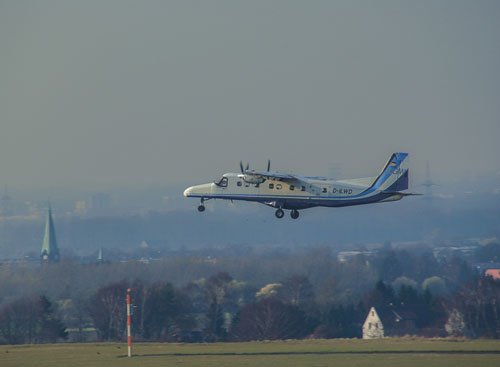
[[371, 152, 409, 192]]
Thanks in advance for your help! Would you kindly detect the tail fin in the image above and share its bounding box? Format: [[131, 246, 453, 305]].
[[371, 152, 409, 192]]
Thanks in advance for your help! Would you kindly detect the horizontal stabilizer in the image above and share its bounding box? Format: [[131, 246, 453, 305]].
[[384, 192, 422, 196]]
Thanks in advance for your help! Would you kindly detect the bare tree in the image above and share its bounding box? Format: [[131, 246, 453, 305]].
[[0, 295, 67, 344], [279, 275, 315, 309], [142, 282, 194, 341], [204, 272, 233, 341], [87, 281, 128, 341], [230, 298, 311, 341], [451, 277, 500, 338]]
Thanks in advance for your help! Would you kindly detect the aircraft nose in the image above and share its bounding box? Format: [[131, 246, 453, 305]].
[[183, 187, 193, 197]]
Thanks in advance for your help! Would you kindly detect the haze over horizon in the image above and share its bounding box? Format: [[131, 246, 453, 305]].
[[1, 1, 499, 190]]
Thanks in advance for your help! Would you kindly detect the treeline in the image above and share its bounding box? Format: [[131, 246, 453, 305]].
[[1, 243, 500, 344], [0, 295, 67, 344], [1, 272, 500, 344]]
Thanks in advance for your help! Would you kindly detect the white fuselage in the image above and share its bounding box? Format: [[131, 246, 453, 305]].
[[183, 173, 402, 210], [184, 152, 411, 216]]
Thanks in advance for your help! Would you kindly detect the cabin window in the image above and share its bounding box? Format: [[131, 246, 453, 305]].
[[290, 185, 295, 191], [372, 311, 374, 316], [369, 323, 372, 329], [301, 186, 306, 191], [276, 184, 282, 190], [375, 323, 378, 329], [322, 187, 327, 193], [269, 183, 274, 189], [237, 181, 242, 187]]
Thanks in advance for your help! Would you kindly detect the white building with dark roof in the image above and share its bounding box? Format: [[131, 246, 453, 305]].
[[363, 307, 384, 339]]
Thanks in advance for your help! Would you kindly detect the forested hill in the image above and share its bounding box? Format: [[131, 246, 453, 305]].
[[0, 192, 499, 260]]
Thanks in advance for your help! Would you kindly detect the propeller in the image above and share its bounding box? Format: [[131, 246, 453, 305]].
[[239, 161, 250, 173], [240, 160, 270, 173], [238, 160, 269, 184]]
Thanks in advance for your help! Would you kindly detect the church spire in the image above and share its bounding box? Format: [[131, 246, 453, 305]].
[[41, 205, 60, 262]]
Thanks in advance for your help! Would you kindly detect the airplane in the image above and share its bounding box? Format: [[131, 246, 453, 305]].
[[183, 152, 417, 219]]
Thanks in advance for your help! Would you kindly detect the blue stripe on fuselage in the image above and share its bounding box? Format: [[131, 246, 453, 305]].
[[187, 191, 395, 208]]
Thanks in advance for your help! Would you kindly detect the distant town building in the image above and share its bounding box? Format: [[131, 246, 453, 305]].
[[41, 206, 60, 262], [433, 245, 478, 261], [485, 269, 500, 280], [97, 248, 103, 263], [362, 307, 384, 339], [337, 250, 376, 263], [91, 193, 111, 212], [0, 186, 13, 216], [475, 263, 500, 279], [74, 200, 88, 215], [25, 200, 41, 216]]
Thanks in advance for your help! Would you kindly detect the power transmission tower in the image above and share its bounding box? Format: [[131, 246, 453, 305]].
[[421, 161, 438, 201]]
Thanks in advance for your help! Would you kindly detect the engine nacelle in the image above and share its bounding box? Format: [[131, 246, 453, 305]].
[[238, 174, 265, 184]]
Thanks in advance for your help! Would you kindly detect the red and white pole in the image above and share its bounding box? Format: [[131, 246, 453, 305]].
[[126, 288, 132, 358]]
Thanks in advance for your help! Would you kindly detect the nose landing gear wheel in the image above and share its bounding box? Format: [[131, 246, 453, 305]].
[[290, 209, 300, 219], [197, 198, 206, 212], [275, 208, 285, 219]]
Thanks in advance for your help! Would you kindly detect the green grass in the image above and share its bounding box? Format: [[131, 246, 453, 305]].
[[1, 338, 500, 367]]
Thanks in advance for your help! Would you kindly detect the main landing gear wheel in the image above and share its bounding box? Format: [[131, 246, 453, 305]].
[[275, 208, 285, 219], [290, 209, 300, 219]]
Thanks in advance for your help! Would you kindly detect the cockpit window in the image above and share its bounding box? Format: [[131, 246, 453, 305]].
[[214, 177, 228, 187]]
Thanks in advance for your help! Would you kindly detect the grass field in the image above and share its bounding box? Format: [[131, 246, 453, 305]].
[[1, 338, 500, 367]]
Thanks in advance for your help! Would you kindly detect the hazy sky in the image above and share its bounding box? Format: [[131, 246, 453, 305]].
[[1, 1, 499, 190]]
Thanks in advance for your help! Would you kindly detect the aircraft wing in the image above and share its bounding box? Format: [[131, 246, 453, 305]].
[[243, 170, 299, 182]]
